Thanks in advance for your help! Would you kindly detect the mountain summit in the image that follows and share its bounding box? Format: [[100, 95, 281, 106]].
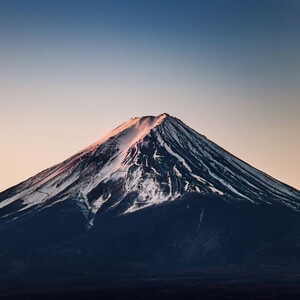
[[1, 113, 299, 225], [1, 114, 300, 291]]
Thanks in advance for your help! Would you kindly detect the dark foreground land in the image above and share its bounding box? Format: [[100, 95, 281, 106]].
[[2, 284, 300, 300], [1, 267, 300, 299]]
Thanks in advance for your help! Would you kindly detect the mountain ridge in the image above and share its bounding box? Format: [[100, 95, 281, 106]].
[[1, 113, 299, 230]]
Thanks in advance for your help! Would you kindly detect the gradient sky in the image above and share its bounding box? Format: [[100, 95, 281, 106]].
[[1, 0, 300, 191]]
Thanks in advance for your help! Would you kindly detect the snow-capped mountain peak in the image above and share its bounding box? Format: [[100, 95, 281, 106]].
[[1, 114, 299, 228], [84, 113, 169, 154]]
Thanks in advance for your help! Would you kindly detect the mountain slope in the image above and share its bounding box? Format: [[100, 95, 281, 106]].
[[1, 113, 299, 227], [0, 113, 300, 291]]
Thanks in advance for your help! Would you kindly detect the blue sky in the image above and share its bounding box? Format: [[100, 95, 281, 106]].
[[1, 0, 300, 190]]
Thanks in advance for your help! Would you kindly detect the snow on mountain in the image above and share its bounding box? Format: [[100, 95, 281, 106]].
[[1, 113, 300, 228]]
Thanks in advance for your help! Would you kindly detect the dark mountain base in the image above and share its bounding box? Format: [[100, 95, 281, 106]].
[[2, 267, 300, 300], [1, 193, 300, 299], [2, 286, 300, 300]]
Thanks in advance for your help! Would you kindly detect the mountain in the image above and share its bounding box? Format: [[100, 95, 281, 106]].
[[1, 113, 300, 297]]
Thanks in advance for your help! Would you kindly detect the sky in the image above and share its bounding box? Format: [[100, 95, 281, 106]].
[[1, 0, 300, 191]]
